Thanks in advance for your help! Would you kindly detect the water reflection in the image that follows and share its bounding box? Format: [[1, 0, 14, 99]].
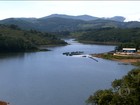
[[0, 53, 25, 59]]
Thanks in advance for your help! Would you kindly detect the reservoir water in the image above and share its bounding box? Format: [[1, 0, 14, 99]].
[[0, 39, 135, 105]]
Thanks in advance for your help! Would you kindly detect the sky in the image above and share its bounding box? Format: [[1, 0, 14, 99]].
[[0, 1, 140, 21]]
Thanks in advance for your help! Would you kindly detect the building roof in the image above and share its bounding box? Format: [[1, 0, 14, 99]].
[[122, 48, 136, 50]]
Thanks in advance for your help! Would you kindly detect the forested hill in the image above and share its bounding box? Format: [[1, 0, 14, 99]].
[[0, 14, 140, 32], [0, 24, 67, 52], [73, 28, 140, 45]]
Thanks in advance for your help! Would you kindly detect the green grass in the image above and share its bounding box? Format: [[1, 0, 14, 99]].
[[101, 54, 140, 60], [132, 62, 140, 66]]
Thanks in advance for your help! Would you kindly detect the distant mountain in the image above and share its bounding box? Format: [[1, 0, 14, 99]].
[[0, 14, 140, 32], [0, 18, 37, 30], [17, 18, 37, 23], [37, 17, 86, 32], [125, 21, 140, 28], [42, 14, 126, 22], [102, 16, 126, 22], [41, 14, 99, 21], [75, 15, 98, 21]]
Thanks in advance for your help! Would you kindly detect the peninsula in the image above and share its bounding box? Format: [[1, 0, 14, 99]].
[[92, 49, 140, 66]]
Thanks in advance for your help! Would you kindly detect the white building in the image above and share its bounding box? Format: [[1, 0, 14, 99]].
[[120, 48, 136, 55], [122, 48, 136, 53]]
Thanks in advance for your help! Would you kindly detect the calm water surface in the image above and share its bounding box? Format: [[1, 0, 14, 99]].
[[0, 39, 135, 105]]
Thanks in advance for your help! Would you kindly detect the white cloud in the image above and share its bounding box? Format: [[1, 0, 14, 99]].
[[125, 13, 140, 22], [0, 1, 140, 21]]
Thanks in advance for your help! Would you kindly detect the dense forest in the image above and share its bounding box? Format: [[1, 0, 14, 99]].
[[70, 28, 140, 50], [73, 28, 140, 43], [0, 24, 67, 52], [86, 68, 140, 105]]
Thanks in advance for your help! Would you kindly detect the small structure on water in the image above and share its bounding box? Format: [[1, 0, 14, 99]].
[[63, 51, 84, 56]]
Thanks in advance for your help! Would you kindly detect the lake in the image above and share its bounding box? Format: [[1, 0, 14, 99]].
[[0, 39, 135, 105]]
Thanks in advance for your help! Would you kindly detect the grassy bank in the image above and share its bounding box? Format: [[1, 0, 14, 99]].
[[132, 61, 140, 66], [92, 53, 140, 66]]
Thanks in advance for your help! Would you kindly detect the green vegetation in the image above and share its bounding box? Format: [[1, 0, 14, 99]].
[[0, 24, 67, 52], [132, 62, 140, 66], [86, 68, 140, 105], [93, 53, 140, 67], [94, 53, 140, 60], [1, 16, 140, 32], [73, 28, 140, 45], [116, 42, 140, 51]]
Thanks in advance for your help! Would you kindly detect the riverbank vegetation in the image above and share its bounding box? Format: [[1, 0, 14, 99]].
[[74, 27, 140, 66], [132, 61, 140, 66], [92, 53, 140, 66], [57, 28, 140, 50], [86, 68, 140, 105], [93, 53, 140, 60], [72, 28, 140, 45], [0, 24, 67, 52]]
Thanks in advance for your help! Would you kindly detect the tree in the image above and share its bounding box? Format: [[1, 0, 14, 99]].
[[86, 68, 140, 105], [0, 25, 67, 52], [9, 24, 20, 30]]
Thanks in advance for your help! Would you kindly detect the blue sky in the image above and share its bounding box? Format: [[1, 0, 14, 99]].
[[0, 1, 140, 21]]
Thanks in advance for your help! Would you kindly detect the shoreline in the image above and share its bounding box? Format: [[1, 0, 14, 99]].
[[112, 59, 140, 63], [77, 40, 119, 45], [92, 53, 140, 66]]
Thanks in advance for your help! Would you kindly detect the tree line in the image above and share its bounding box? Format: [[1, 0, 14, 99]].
[[0, 24, 67, 52], [71, 28, 140, 49], [86, 68, 140, 105]]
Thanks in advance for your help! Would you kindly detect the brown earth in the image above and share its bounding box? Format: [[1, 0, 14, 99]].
[[92, 53, 140, 64], [0, 101, 9, 105], [113, 59, 140, 63]]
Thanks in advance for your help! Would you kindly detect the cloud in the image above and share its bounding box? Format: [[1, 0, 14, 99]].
[[125, 13, 140, 22], [0, 1, 140, 21]]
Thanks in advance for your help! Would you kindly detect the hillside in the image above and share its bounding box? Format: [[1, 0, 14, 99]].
[[0, 24, 67, 52], [41, 14, 99, 21], [0, 14, 140, 32], [73, 28, 140, 46]]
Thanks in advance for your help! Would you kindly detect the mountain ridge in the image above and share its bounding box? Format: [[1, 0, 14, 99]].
[[0, 14, 140, 32], [41, 14, 99, 21], [40, 14, 125, 22]]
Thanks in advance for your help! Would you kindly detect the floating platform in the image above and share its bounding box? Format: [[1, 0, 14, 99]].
[[63, 51, 84, 56]]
